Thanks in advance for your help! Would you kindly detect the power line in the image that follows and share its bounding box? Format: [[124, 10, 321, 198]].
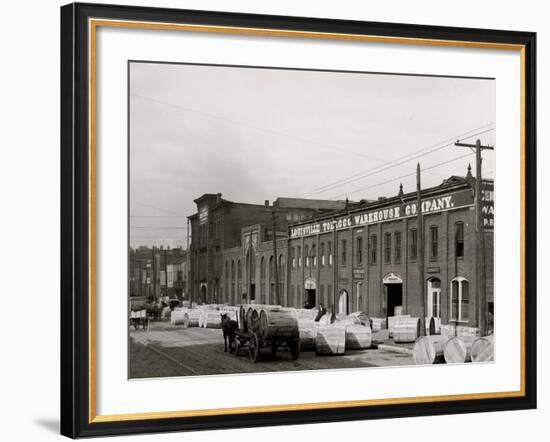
[[300, 125, 494, 198], [329, 152, 475, 200]]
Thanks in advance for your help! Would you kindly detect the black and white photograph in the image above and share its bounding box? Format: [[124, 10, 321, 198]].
[[128, 61, 495, 378]]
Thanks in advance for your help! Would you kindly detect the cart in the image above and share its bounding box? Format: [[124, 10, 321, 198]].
[[234, 329, 300, 363]]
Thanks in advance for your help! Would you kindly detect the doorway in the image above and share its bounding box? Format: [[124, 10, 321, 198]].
[[338, 290, 349, 315], [426, 278, 441, 318], [250, 283, 256, 302], [385, 283, 403, 317], [305, 289, 316, 308]]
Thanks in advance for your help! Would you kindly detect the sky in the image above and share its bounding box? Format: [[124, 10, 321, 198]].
[[129, 62, 495, 248]]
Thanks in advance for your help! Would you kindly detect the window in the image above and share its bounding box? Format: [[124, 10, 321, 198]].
[[304, 245, 310, 268], [278, 255, 285, 280], [384, 232, 391, 264], [320, 242, 326, 267], [394, 231, 401, 263], [356, 237, 363, 265], [291, 247, 296, 269], [409, 228, 418, 261], [311, 244, 317, 268], [369, 234, 377, 265], [269, 256, 275, 281], [260, 256, 266, 280], [430, 225, 439, 259], [450, 277, 469, 322], [341, 240, 347, 266], [225, 261, 229, 280], [297, 246, 302, 268], [455, 222, 464, 258], [328, 241, 333, 266]]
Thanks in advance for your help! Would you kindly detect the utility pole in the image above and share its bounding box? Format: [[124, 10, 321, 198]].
[[266, 202, 285, 306], [454, 139, 494, 337], [164, 248, 168, 299], [416, 163, 426, 336]]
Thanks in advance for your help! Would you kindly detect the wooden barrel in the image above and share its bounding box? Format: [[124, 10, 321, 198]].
[[370, 317, 386, 332], [294, 308, 319, 321], [318, 312, 335, 325], [187, 310, 201, 327], [246, 308, 261, 333], [413, 336, 449, 364], [440, 324, 456, 338], [238, 305, 247, 332], [393, 317, 421, 343], [315, 324, 346, 355], [347, 311, 370, 327], [444, 336, 474, 363], [345, 324, 372, 350], [298, 319, 318, 351], [170, 310, 189, 327], [471, 335, 494, 362], [203, 311, 224, 328], [258, 308, 299, 341], [388, 315, 411, 337]]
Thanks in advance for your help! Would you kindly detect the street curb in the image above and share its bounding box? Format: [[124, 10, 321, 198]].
[[373, 343, 414, 355]]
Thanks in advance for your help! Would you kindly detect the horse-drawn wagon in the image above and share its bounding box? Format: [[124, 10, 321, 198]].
[[229, 305, 300, 363]]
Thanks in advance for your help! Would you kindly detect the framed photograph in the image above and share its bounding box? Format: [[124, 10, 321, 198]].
[[60, 2, 537, 438]]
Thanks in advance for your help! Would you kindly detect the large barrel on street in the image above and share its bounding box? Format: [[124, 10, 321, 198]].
[[413, 335, 449, 364], [393, 317, 421, 343], [344, 324, 372, 350], [315, 324, 346, 355], [258, 308, 299, 341], [471, 335, 494, 362], [297, 319, 318, 351], [443, 336, 475, 363]]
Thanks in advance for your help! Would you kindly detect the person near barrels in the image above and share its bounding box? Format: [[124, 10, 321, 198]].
[[314, 303, 327, 322]]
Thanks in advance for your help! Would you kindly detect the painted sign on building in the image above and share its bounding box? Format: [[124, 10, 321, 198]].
[[290, 189, 474, 239], [482, 181, 494, 230]]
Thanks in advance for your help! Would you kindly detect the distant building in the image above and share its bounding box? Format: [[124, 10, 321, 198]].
[[129, 246, 187, 300], [188, 193, 347, 304]]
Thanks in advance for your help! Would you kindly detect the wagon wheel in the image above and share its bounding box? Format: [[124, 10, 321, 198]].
[[248, 333, 260, 363], [290, 340, 300, 360]]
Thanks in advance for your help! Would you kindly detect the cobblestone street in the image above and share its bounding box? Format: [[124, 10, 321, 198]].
[[129, 321, 414, 378]]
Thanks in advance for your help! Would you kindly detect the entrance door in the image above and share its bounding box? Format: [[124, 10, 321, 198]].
[[338, 290, 349, 315], [385, 283, 403, 317], [250, 283, 256, 302], [427, 278, 441, 318], [305, 289, 316, 308]]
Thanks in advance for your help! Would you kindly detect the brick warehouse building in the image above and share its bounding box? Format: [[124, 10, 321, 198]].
[[188, 193, 346, 304], [286, 171, 494, 333]]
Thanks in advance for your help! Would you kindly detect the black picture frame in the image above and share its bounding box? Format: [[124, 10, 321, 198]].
[[60, 2, 537, 438]]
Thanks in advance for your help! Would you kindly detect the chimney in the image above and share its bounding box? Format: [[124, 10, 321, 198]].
[[264, 200, 270, 207]]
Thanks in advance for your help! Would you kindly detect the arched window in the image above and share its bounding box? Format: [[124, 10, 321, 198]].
[[327, 241, 333, 266], [320, 242, 326, 267], [269, 256, 275, 282], [311, 244, 317, 268], [260, 256, 266, 281], [450, 277, 469, 322], [237, 260, 242, 282], [356, 236, 363, 265], [455, 222, 464, 258], [278, 254, 285, 280], [304, 245, 310, 268], [297, 246, 302, 268]]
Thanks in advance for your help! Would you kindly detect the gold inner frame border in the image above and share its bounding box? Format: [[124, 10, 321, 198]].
[[87, 17, 527, 424]]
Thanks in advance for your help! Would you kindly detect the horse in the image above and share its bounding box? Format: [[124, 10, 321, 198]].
[[220, 313, 239, 353]]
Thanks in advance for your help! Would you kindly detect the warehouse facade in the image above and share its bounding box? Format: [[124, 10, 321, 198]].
[[188, 193, 346, 304], [286, 173, 494, 333]]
